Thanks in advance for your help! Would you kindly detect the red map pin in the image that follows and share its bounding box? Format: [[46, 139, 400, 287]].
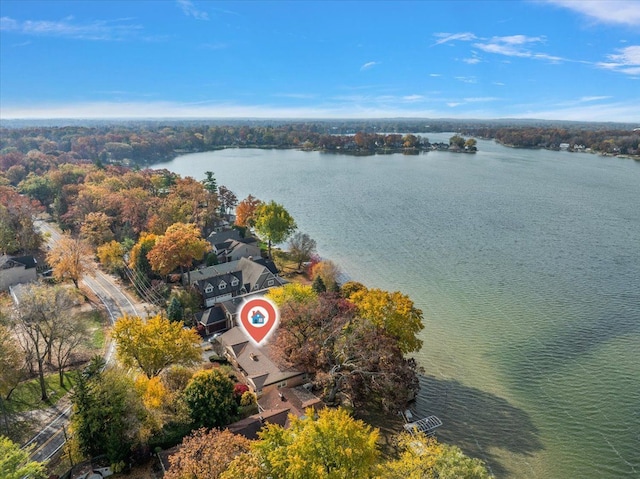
[[238, 297, 280, 346]]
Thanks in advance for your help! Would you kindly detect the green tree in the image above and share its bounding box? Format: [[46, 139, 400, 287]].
[[449, 135, 466, 149], [311, 275, 326, 294], [464, 138, 478, 151], [70, 367, 146, 466], [202, 170, 218, 194], [253, 200, 297, 259], [183, 369, 238, 428], [223, 407, 379, 479], [111, 314, 201, 378], [0, 436, 47, 479], [166, 297, 184, 322]]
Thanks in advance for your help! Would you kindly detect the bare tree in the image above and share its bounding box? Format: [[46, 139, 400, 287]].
[[11, 284, 78, 401], [51, 314, 89, 387], [288, 232, 317, 270]]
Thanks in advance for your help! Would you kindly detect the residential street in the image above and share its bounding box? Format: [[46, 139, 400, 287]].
[[23, 220, 146, 463]]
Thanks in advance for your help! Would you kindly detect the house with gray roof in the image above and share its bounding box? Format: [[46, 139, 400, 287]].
[[0, 255, 38, 291], [219, 327, 307, 396], [184, 257, 286, 308], [207, 229, 261, 263]]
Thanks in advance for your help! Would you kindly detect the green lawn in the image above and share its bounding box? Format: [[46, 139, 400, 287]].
[[4, 371, 77, 413]]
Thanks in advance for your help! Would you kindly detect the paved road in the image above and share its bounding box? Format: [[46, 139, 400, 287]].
[[23, 220, 141, 463]]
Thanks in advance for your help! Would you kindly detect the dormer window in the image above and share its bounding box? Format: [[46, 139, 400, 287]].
[[231, 277, 239, 287], [267, 279, 274, 287], [219, 280, 227, 290], [204, 283, 214, 294]]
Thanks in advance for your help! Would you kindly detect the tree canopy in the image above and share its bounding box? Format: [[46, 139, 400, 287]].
[[46, 234, 93, 288], [147, 222, 210, 276], [253, 200, 297, 259], [349, 287, 424, 354], [0, 436, 47, 479], [111, 314, 201, 378], [223, 407, 379, 479], [166, 428, 251, 479], [183, 369, 238, 429]]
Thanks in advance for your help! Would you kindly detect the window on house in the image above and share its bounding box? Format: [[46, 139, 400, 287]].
[[231, 277, 239, 287], [204, 284, 213, 294], [267, 279, 274, 286], [219, 280, 226, 290]]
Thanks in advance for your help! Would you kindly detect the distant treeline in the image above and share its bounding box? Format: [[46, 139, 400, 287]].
[[1, 122, 638, 168], [464, 126, 640, 155]]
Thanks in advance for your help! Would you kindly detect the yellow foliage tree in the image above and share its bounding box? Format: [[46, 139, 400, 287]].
[[382, 433, 492, 479], [79, 211, 114, 246], [111, 314, 201, 378], [223, 407, 379, 479], [96, 240, 125, 274], [349, 287, 424, 354], [266, 283, 317, 307], [46, 234, 93, 288]]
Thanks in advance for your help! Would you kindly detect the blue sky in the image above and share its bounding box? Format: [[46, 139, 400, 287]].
[[1, 0, 639, 122]]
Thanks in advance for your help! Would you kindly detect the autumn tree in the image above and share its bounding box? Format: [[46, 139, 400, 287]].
[[128, 232, 158, 277], [254, 200, 297, 259], [11, 284, 78, 401], [349, 287, 424, 354], [166, 428, 250, 479], [0, 436, 47, 479], [235, 194, 262, 228], [266, 283, 317, 307], [97, 240, 126, 275], [311, 260, 341, 292], [383, 433, 491, 479], [0, 185, 43, 255], [111, 314, 201, 378], [79, 211, 114, 246], [272, 294, 419, 411], [465, 138, 478, 151], [147, 222, 210, 277], [223, 407, 379, 479], [46, 233, 93, 288], [218, 185, 238, 216], [288, 231, 317, 270]]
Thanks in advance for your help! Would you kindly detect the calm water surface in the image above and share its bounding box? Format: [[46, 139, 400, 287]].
[[153, 135, 640, 478]]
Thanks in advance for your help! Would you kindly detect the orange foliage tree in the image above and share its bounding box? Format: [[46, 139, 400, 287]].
[[146, 223, 210, 277], [166, 428, 251, 479], [46, 234, 93, 288], [234, 194, 262, 228]]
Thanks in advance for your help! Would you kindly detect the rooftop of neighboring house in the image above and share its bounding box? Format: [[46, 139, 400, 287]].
[[0, 255, 37, 270]]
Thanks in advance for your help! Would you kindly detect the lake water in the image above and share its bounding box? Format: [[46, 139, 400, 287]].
[[152, 134, 640, 478]]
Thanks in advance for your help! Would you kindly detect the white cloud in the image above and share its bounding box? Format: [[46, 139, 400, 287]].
[[447, 103, 462, 107], [455, 76, 477, 84], [177, 0, 209, 20], [464, 97, 499, 103], [579, 96, 612, 102], [546, 0, 640, 27], [597, 45, 640, 75], [429, 73, 442, 77], [360, 61, 380, 71], [0, 16, 142, 41], [433, 32, 477, 46], [402, 95, 424, 102]]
